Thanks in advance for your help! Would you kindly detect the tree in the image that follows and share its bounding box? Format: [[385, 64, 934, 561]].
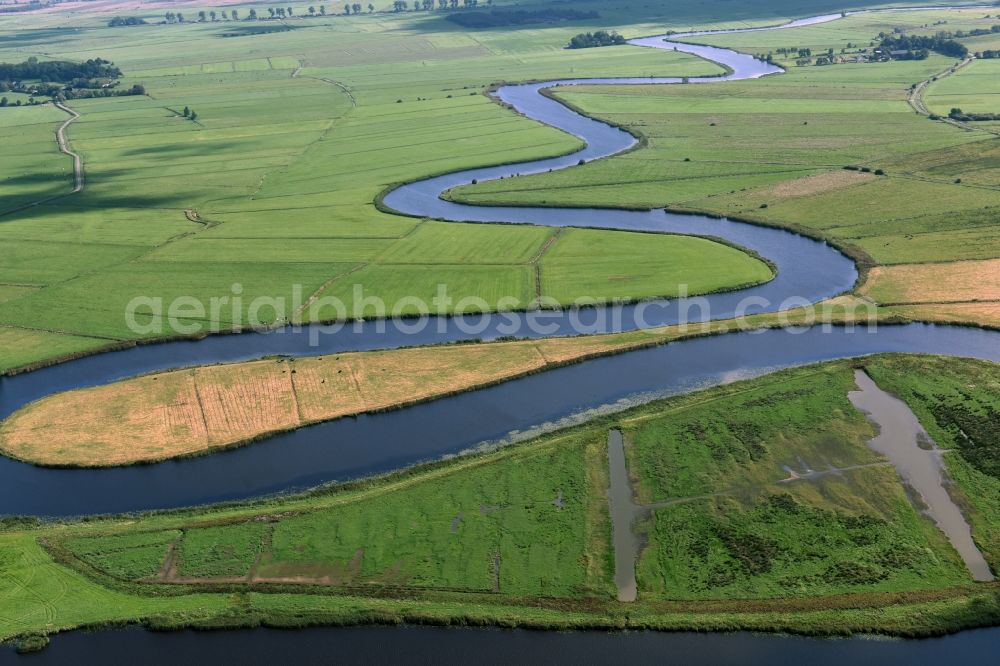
[[190, 110, 198, 121], [177, 12, 184, 22], [209, 10, 216, 21], [198, 10, 207, 21], [438, 0, 446, 8], [367, 3, 374, 11], [129, 83, 146, 95], [108, 16, 148, 26], [232, 9, 239, 19], [308, 5, 316, 15], [183, 106, 190, 117], [352, 3, 362, 13], [165, 11, 175, 22], [422, 0, 431, 9], [320, 5, 327, 15], [268, 7, 275, 17], [344, 3, 350, 13], [221, 10, 228, 20], [287, 6, 293, 16], [393, 0, 406, 10], [248, 9, 257, 19], [0, 97, 7, 107], [449, 0, 458, 9]]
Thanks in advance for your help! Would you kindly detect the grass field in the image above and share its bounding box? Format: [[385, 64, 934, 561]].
[[926, 58, 1000, 116], [621, 362, 970, 600], [0, 3, 793, 374], [455, 60, 1000, 258], [0, 104, 73, 213], [4, 354, 1000, 644], [448, 7, 1000, 321]]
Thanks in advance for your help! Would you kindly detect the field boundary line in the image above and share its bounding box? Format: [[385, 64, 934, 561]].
[[0, 322, 123, 342], [529, 228, 563, 299], [291, 262, 369, 324], [191, 371, 213, 450], [247, 74, 355, 201], [288, 365, 305, 424]]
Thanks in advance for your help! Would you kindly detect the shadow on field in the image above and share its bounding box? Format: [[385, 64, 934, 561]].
[[0, 187, 190, 222], [0, 27, 81, 47], [119, 141, 243, 158], [0, 172, 72, 188], [214, 24, 307, 38]]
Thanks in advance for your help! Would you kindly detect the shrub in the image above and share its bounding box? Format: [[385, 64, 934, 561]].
[[14, 634, 49, 654]]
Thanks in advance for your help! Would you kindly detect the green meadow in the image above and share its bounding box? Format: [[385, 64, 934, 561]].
[[2, 3, 1000, 373], [0, 2, 791, 373], [622, 361, 970, 601], [455, 6, 1000, 274], [926, 58, 1000, 115], [0, 104, 72, 213], [4, 354, 999, 643]]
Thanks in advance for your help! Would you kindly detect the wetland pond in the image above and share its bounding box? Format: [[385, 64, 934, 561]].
[[848, 370, 993, 582]]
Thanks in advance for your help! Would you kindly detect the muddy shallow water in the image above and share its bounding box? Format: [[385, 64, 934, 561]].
[[849, 370, 994, 582], [607, 429, 641, 601]]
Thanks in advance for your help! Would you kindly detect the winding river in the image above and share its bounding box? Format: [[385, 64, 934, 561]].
[[0, 7, 989, 517], [5, 7, 1000, 657]]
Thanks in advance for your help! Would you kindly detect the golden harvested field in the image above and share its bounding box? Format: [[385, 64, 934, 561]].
[[882, 302, 1000, 329], [0, 297, 886, 467], [861, 259, 1000, 304], [2, 339, 654, 467], [758, 170, 876, 201]]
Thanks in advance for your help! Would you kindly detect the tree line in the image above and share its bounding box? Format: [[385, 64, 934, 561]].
[[162, 4, 390, 22], [878, 31, 973, 60], [107, 16, 147, 27], [0, 57, 146, 104], [0, 57, 121, 83], [949, 107, 1000, 122], [567, 30, 626, 49]]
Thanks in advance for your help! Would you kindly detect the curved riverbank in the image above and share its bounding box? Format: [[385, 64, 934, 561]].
[[0, 7, 994, 516], [4, 322, 1000, 516]]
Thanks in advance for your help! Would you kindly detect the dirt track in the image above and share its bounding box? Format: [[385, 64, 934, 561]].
[[54, 102, 84, 193]]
